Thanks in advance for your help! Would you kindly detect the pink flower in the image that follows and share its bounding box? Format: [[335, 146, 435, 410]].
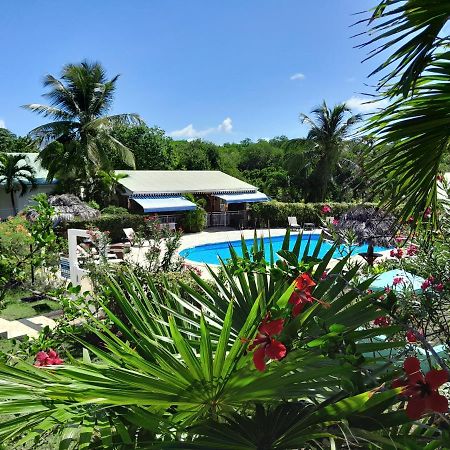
[[332, 218, 339, 225], [384, 286, 391, 294], [406, 244, 419, 256], [321, 271, 328, 280], [390, 248, 403, 259], [321, 204, 332, 214], [393, 277, 404, 287], [423, 207, 432, 219], [395, 236, 406, 244], [421, 279, 432, 291], [435, 283, 444, 292], [35, 349, 64, 367]]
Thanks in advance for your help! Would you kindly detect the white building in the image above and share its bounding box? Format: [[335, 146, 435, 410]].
[[117, 170, 270, 227], [0, 153, 56, 219]]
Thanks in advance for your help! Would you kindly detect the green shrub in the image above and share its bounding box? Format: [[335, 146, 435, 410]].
[[180, 208, 206, 233], [250, 201, 378, 227], [61, 213, 147, 242], [101, 205, 130, 215], [87, 200, 100, 210], [180, 194, 206, 233]]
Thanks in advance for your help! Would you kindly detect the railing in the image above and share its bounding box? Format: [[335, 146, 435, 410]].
[[206, 211, 248, 228]]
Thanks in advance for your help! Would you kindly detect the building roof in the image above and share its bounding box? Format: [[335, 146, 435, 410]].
[[3, 153, 53, 184], [118, 170, 258, 195]]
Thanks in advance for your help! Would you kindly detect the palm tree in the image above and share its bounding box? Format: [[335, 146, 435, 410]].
[[359, 1, 450, 225], [24, 60, 142, 184], [300, 101, 361, 202], [0, 154, 36, 215], [97, 170, 128, 205]]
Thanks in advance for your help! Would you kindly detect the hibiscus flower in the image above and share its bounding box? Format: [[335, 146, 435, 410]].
[[248, 316, 286, 372], [321, 204, 332, 214], [288, 273, 316, 317], [393, 356, 448, 419]]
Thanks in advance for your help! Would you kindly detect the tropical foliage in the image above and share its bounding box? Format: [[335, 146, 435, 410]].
[[0, 153, 36, 214], [360, 0, 450, 224], [24, 61, 142, 190], [300, 102, 361, 202], [0, 233, 447, 448]]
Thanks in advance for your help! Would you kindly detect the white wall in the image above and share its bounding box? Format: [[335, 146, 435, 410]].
[[0, 184, 56, 219]]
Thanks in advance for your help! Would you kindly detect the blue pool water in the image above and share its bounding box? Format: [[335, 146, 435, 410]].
[[180, 234, 388, 265]]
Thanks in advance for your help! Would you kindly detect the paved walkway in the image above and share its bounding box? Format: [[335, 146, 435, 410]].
[[0, 315, 57, 340]]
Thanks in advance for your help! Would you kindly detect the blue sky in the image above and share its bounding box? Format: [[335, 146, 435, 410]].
[[0, 0, 384, 144]]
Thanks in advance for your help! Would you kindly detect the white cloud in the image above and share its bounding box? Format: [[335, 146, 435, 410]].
[[218, 117, 232, 133], [345, 96, 389, 113], [171, 117, 233, 139], [290, 72, 305, 81], [0, 119, 5, 128]]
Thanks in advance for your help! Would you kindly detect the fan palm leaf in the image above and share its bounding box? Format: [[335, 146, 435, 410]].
[[357, 0, 450, 97], [364, 54, 450, 225]]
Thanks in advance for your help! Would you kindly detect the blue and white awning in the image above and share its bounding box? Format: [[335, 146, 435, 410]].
[[132, 196, 197, 213], [214, 191, 270, 204]]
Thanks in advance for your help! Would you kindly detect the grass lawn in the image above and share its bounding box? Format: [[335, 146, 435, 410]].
[[0, 289, 61, 320]]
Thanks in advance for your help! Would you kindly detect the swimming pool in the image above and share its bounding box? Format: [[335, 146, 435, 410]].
[[179, 234, 388, 265]]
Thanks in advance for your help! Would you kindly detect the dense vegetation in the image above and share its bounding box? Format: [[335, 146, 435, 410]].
[[1, 123, 377, 206]]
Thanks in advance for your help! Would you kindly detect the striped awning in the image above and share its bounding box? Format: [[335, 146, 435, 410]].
[[132, 196, 197, 213], [213, 191, 270, 204]]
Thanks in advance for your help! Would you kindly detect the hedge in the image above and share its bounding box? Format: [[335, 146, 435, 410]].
[[59, 213, 147, 242], [250, 201, 378, 228]]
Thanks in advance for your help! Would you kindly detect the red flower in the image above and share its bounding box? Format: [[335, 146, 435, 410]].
[[392, 357, 448, 419], [332, 218, 339, 226], [35, 349, 64, 367], [321, 271, 328, 280], [393, 276, 404, 287], [390, 248, 403, 259], [406, 330, 417, 343], [321, 204, 332, 214], [435, 283, 444, 292], [249, 316, 286, 371], [374, 316, 390, 327], [421, 279, 432, 291], [289, 273, 316, 317]]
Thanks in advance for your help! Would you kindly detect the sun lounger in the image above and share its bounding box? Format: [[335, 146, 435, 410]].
[[288, 217, 302, 230], [123, 228, 136, 244]]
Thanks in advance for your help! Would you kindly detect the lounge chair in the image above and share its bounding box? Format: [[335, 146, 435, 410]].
[[288, 217, 302, 230], [123, 228, 135, 244]]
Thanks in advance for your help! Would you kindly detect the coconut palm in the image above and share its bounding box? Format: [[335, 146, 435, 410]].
[[300, 101, 361, 202], [24, 61, 142, 183], [0, 153, 36, 215]]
